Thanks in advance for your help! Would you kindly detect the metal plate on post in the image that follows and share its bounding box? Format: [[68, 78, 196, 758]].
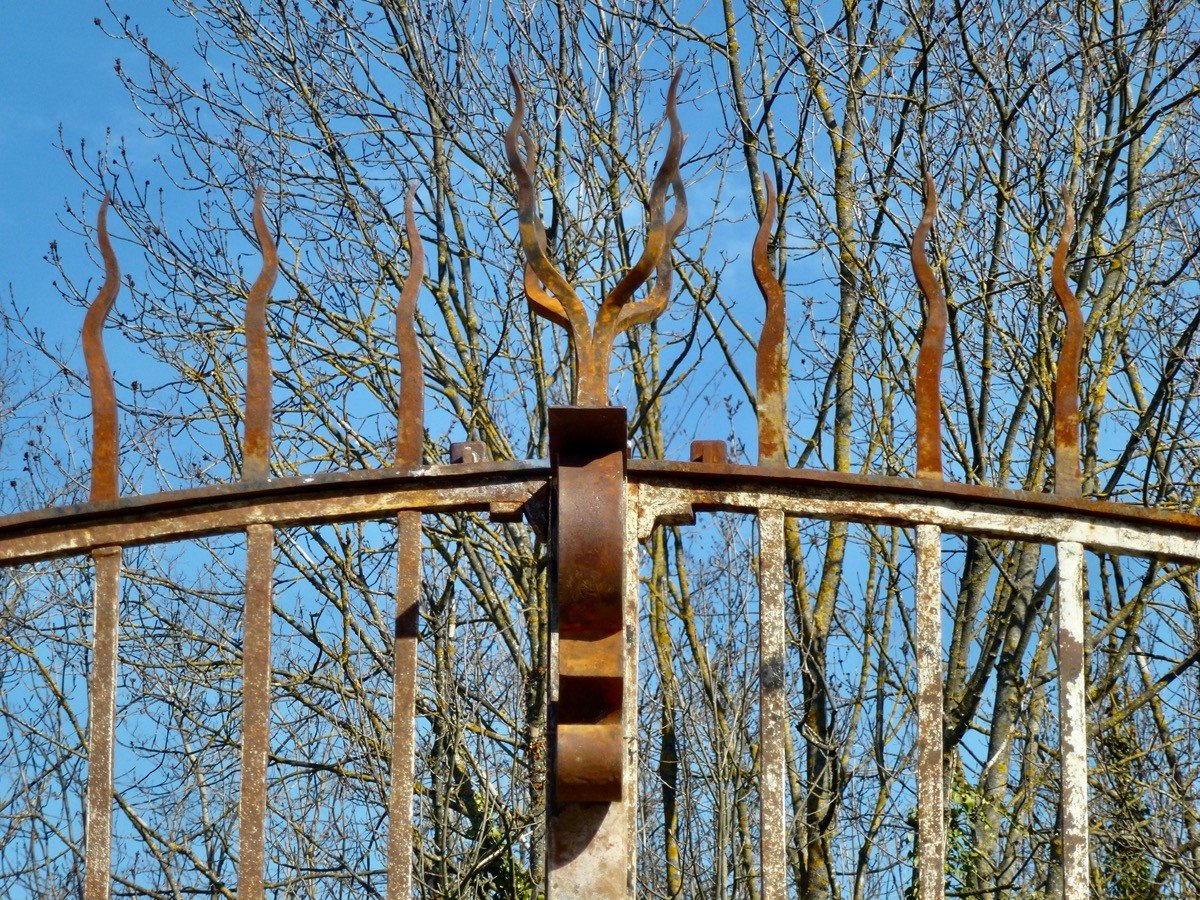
[[549, 405, 627, 803], [547, 405, 633, 897]]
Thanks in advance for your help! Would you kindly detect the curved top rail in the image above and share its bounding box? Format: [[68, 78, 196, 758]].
[[2, 459, 1198, 566]]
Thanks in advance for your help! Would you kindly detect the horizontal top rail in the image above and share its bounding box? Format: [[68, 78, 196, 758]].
[[0, 461, 547, 566], [3, 459, 1199, 566]]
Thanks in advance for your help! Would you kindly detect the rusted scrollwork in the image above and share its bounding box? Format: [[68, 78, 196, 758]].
[[505, 67, 686, 815], [506, 66, 687, 406]]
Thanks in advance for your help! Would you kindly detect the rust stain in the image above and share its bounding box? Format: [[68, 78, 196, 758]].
[[397, 181, 425, 467], [389, 185, 425, 895], [237, 522, 275, 899], [242, 187, 279, 482], [388, 509, 421, 899], [506, 67, 686, 406], [83, 196, 121, 503], [690, 440, 728, 464], [911, 173, 947, 480], [237, 187, 279, 898], [81, 197, 124, 900], [1051, 187, 1083, 498], [753, 173, 787, 465], [82, 545, 122, 900]]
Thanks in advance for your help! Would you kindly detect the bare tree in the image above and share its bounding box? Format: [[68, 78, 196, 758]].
[[2, 0, 1200, 897]]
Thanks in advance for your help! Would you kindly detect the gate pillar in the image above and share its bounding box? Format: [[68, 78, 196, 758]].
[[547, 405, 636, 896]]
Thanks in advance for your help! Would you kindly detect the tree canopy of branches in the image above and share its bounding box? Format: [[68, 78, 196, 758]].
[[2, 0, 1200, 897]]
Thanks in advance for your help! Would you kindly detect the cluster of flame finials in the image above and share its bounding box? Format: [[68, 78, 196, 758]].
[[80, 95, 1086, 501]]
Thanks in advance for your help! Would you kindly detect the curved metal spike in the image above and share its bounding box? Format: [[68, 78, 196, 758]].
[[505, 65, 588, 342], [598, 69, 686, 324], [397, 181, 426, 466], [912, 172, 947, 480], [83, 196, 121, 502], [614, 170, 688, 333], [753, 173, 787, 465], [1052, 186, 1083, 497], [242, 187, 279, 481], [588, 68, 686, 405]]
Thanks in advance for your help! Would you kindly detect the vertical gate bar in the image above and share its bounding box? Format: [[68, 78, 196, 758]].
[[915, 524, 945, 900], [83, 546, 122, 900], [388, 510, 421, 898], [620, 484, 641, 893], [238, 522, 275, 898], [1056, 540, 1088, 900], [758, 508, 786, 900]]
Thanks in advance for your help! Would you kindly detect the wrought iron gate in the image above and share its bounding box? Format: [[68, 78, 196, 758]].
[[2, 72, 1195, 900]]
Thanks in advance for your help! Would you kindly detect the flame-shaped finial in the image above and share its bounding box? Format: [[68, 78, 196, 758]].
[[506, 65, 687, 406], [242, 187, 279, 481], [911, 173, 947, 480], [1051, 186, 1083, 497], [753, 173, 786, 465], [397, 181, 425, 466], [83, 196, 121, 502]]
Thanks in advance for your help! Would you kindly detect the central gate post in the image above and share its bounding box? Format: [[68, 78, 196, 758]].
[[546, 406, 636, 897]]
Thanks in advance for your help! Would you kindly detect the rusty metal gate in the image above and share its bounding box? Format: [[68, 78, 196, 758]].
[[1, 71, 1193, 900]]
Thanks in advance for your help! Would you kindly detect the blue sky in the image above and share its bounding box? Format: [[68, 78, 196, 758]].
[[0, 3, 178, 345]]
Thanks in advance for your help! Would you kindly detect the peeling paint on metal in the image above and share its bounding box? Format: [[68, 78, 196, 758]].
[[915, 524, 945, 900], [1056, 540, 1089, 900], [758, 508, 787, 900]]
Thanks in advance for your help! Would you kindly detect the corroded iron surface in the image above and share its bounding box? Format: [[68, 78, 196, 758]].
[[753, 174, 787, 465], [1056, 541, 1089, 900], [82, 546, 121, 900], [242, 187, 280, 482], [758, 508, 787, 899], [389, 182, 425, 899], [7, 461, 1200, 566], [83, 197, 121, 503], [17, 104, 1151, 899], [81, 197, 123, 900], [911, 173, 947, 480], [396, 181, 425, 468], [237, 188, 279, 899], [915, 524, 946, 900], [1052, 187, 1084, 498]]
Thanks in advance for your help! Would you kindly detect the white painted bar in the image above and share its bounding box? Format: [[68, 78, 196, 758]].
[[1057, 540, 1089, 900], [915, 524, 945, 900], [759, 508, 787, 900]]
